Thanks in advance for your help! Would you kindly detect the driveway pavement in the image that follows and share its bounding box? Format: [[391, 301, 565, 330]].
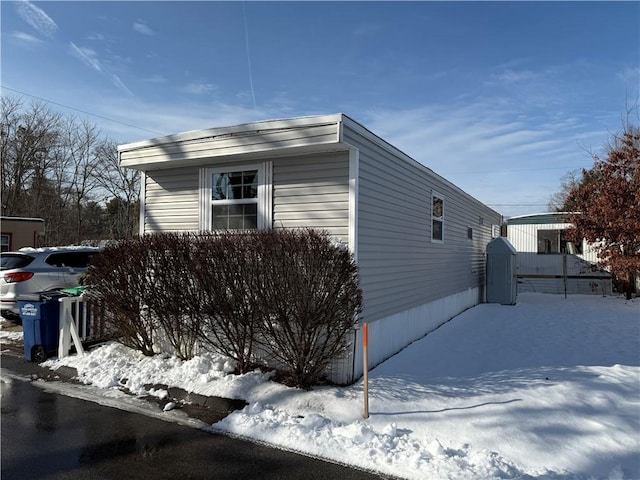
[[0, 328, 387, 480], [1, 372, 385, 479]]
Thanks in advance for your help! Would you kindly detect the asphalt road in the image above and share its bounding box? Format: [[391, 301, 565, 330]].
[[1, 355, 386, 480]]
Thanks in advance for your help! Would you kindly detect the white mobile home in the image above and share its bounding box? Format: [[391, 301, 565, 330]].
[[118, 114, 502, 383], [506, 213, 612, 296]]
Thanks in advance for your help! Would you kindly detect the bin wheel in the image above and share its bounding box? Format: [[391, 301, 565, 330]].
[[31, 345, 47, 363]]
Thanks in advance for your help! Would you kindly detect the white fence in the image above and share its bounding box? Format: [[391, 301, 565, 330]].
[[57, 296, 110, 359]]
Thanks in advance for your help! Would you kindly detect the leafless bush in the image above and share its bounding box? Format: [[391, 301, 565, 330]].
[[84, 237, 158, 356], [85, 230, 362, 388], [191, 234, 263, 373], [144, 233, 201, 360], [255, 229, 362, 388]]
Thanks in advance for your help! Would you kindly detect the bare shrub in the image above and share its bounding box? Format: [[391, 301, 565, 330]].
[[84, 237, 157, 356], [191, 233, 262, 374], [85, 229, 362, 387], [255, 229, 362, 388], [144, 233, 201, 360]]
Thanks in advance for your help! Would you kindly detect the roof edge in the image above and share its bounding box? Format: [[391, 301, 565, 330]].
[[506, 212, 581, 225], [118, 113, 345, 153]]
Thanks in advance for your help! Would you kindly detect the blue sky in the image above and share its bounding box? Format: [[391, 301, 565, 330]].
[[2, 1, 638, 217]]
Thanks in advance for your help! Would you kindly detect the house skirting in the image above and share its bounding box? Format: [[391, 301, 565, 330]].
[[327, 287, 482, 385]]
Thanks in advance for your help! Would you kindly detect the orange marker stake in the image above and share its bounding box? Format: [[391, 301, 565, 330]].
[[363, 322, 369, 419]]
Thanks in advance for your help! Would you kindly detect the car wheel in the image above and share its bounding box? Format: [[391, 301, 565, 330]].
[[31, 345, 47, 363]]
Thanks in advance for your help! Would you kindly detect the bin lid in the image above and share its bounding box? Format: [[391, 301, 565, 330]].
[[39, 289, 73, 300], [17, 294, 41, 302], [60, 286, 85, 296]]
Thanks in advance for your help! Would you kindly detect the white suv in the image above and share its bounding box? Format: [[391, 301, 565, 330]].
[[0, 246, 99, 319]]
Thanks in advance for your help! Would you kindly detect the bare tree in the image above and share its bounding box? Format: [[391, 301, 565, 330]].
[[2, 94, 139, 244], [64, 117, 102, 243], [94, 139, 140, 238], [547, 169, 583, 212], [1, 97, 61, 217]]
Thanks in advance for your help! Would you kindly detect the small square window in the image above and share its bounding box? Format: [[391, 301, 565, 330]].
[[213, 203, 258, 230], [203, 164, 270, 232], [212, 170, 258, 201]]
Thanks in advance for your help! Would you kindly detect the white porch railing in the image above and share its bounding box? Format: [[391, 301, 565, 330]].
[[57, 296, 102, 359]]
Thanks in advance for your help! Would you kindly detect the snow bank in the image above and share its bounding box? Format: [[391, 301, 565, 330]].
[[45, 293, 640, 479]]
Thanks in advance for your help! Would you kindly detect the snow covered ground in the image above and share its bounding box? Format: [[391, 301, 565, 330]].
[[29, 293, 640, 479]]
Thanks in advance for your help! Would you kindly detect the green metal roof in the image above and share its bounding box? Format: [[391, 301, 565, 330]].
[[506, 212, 576, 225]]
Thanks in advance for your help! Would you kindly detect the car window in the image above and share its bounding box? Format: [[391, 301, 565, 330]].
[[0, 254, 35, 270], [45, 252, 96, 268]]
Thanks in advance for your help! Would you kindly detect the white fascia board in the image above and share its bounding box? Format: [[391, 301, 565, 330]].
[[118, 113, 345, 154], [138, 171, 146, 235], [348, 148, 359, 262]]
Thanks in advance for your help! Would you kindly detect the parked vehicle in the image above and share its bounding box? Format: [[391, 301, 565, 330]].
[[0, 247, 99, 319]]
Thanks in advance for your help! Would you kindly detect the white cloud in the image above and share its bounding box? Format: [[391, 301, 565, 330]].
[[133, 21, 154, 36], [87, 33, 106, 41], [95, 97, 270, 143], [181, 82, 217, 95], [11, 31, 43, 46], [617, 66, 640, 99], [617, 66, 640, 81], [360, 101, 602, 217], [15, 0, 57, 38], [69, 42, 103, 73], [352, 22, 381, 37], [143, 74, 168, 84], [110, 74, 134, 97], [492, 69, 537, 83], [68, 43, 133, 97]]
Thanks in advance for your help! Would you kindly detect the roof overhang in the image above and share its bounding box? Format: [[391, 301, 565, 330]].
[[118, 113, 349, 171], [506, 212, 580, 225]]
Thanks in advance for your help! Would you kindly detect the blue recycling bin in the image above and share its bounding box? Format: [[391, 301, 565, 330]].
[[19, 291, 67, 362]]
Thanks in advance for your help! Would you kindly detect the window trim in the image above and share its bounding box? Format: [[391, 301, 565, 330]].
[[536, 228, 583, 255], [200, 162, 272, 231], [1, 234, 11, 253], [431, 192, 444, 243]]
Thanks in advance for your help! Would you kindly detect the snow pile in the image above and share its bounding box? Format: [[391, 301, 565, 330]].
[[45, 293, 640, 480], [0, 330, 24, 344]]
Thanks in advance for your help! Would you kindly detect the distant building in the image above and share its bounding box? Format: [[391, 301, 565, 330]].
[[506, 212, 612, 295], [0, 217, 45, 252]]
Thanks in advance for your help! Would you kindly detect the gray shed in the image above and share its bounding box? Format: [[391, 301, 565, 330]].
[[486, 236, 517, 305]]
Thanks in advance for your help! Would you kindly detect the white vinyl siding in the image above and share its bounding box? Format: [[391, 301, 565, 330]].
[[507, 222, 597, 263], [342, 123, 502, 323], [138, 155, 349, 238], [505, 218, 612, 296], [143, 167, 200, 232], [273, 152, 350, 243]]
